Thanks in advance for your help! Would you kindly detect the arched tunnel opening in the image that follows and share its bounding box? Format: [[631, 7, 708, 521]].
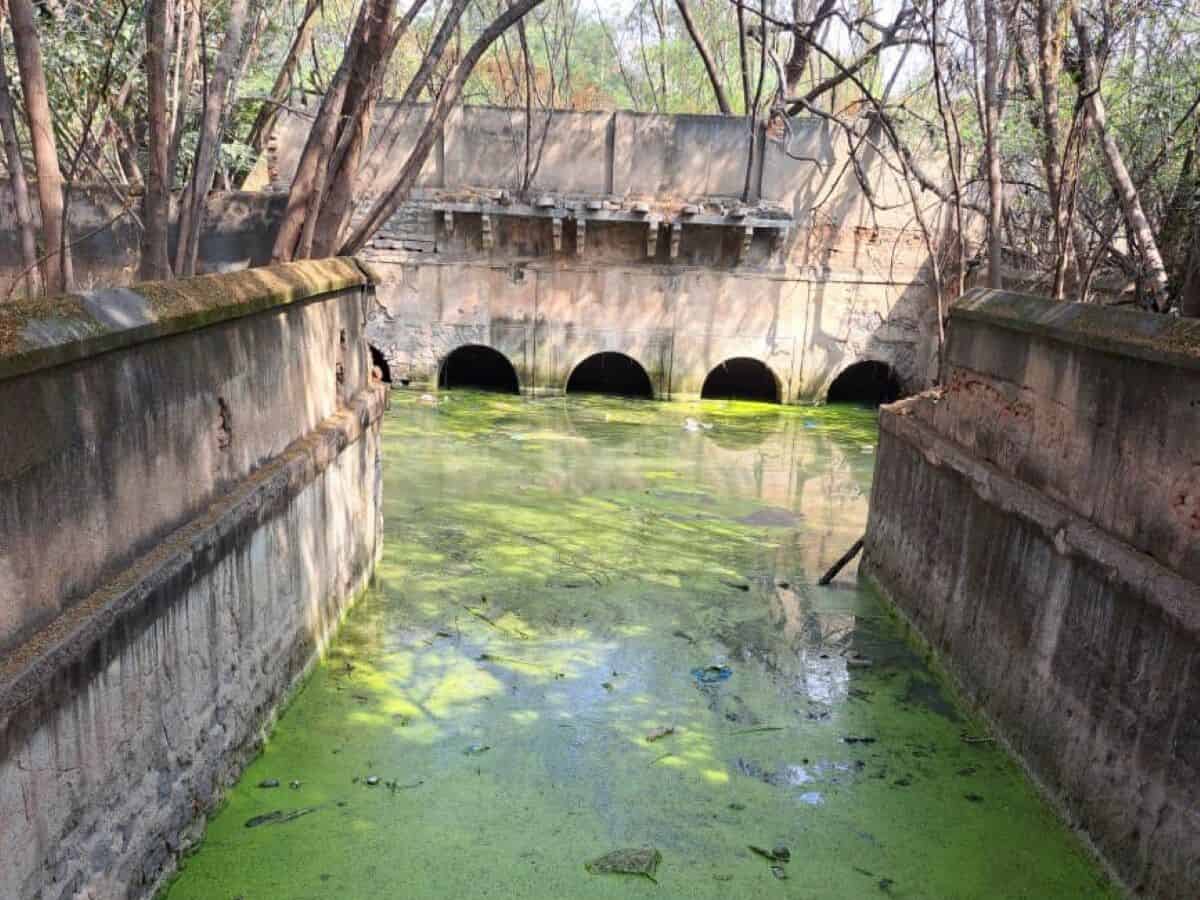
[[701, 357, 780, 403], [438, 345, 520, 393], [369, 344, 392, 384], [827, 360, 902, 407], [566, 352, 654, 398]]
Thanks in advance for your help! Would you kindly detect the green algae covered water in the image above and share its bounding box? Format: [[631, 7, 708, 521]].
[[165, 392, 1114, 900]]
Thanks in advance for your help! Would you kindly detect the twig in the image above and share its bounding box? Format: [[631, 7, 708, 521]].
[[818, 536, 865, 585]]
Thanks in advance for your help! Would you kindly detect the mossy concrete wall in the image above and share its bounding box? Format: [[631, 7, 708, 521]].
[[0, 259, 387, 899], [261, 103, 946, 400], [862, 289, 1200, 898]]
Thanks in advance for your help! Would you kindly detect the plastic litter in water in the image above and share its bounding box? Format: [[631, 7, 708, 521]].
[[691, 664, 733, 684]]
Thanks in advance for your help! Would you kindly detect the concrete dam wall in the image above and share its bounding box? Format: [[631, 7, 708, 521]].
[[262, 104, 947, 401], [0, 260, 386, 898], [863, 290, 1200, 897]]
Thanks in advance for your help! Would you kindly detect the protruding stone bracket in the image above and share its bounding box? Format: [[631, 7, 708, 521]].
[[443, 210, 455, 236], [481, 214, 495, 251], [575, 217, 586, 257], [669, 222, 683, 259], [646, 219, 660, 258], [737, 225, 754, 262], [552, 217, 563, 252]]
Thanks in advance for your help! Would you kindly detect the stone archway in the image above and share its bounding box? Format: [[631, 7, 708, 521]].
[[438, 345, 520, 393], [565, 352, 653, 398], [701, 357, 780, 403], [827, 360, 901, 406]]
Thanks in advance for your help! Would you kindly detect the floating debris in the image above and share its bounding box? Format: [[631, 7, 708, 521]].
[[601, 681, 615, 691], [585, 848, 661, 883], [964, 793, 985, 803], [682, 417, 713, 432], [770, 865, 788, 880], [720, 580, 751, 592], [288, 780, 302, 790], [649, 752, 675, 766], [385, 779, 425, 793], [365, 775, 381, 786], [692, 664, 733, 684], [960, 732, 995, 744], [842, 735, 877, 745], [730, 726, 785, 736], [244, 807, 317, 829], [257, 779, 280, 789], [645, 726, 676, 742], [672, 630, 696, 644], [748, 845, 790, 863], [464, 744, 491, 756]]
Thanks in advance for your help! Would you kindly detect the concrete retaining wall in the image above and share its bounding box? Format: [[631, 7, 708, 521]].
[[862, 289, 1200, 898], [0, 260, 386, 899], [0, 186, 286, 297]]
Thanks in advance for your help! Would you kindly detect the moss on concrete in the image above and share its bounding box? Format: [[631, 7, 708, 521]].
[[0, 258, 371, 382], [954, 288, 1200, 369]]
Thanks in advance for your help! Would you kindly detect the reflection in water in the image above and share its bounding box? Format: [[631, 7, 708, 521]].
[[166, 393, 1113, 900]]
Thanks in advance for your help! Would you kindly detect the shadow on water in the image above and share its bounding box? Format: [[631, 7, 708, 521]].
[[165, 392, 1115, 900]]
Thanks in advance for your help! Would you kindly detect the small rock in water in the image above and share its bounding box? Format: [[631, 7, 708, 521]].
[[645, 726, 676, 743], [464, 744, 491, 756], [585, 847, 661, 883], [257, 779, 280, 789], [365, 775, 381, 786], [289, 780, 302, 790]]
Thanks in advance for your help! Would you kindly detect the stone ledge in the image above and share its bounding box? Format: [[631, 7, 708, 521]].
[[953, 288, 1200, 370], [0, 257, 374, 382], [877, 396, 1200, 637], [0, 384, 387, 742]]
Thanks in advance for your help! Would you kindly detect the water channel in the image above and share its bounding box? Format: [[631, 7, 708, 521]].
[[165, 391, 1113, 899]]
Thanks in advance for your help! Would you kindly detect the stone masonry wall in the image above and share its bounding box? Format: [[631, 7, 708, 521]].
[[262, 103, 951, 400], [862, 290, 1200, 898]]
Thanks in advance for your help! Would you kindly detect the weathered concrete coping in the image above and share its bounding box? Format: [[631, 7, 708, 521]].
[[0, 257, 375, 382], [953, 288, 1200, 370]]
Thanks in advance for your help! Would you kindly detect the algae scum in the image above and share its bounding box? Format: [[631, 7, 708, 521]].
[[167, 392, 1113, 899]]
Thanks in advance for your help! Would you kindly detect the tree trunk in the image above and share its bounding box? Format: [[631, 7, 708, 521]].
[[1035, 0, 1074, 299], [356, 0, 468, 192], [736, 0, 750, 113], [674, 0, 732, 114], [175, 0, 250, 278], [0, 30, 40, 297], [8, 0, 68, 294], [271, 3, 372, 263], [244, 0, 321, 159], [308, 0, 396, 258], [140, 0, 173, 281], [982, 0, 1003, 289], [1072, 8, 1170, 310], [784, 0, 836, 97], [341, 0, 549, 256], [168, 0, 201, 186]]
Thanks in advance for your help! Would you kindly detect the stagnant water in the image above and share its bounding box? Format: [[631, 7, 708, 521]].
[[166, 392, 1113, 899]]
